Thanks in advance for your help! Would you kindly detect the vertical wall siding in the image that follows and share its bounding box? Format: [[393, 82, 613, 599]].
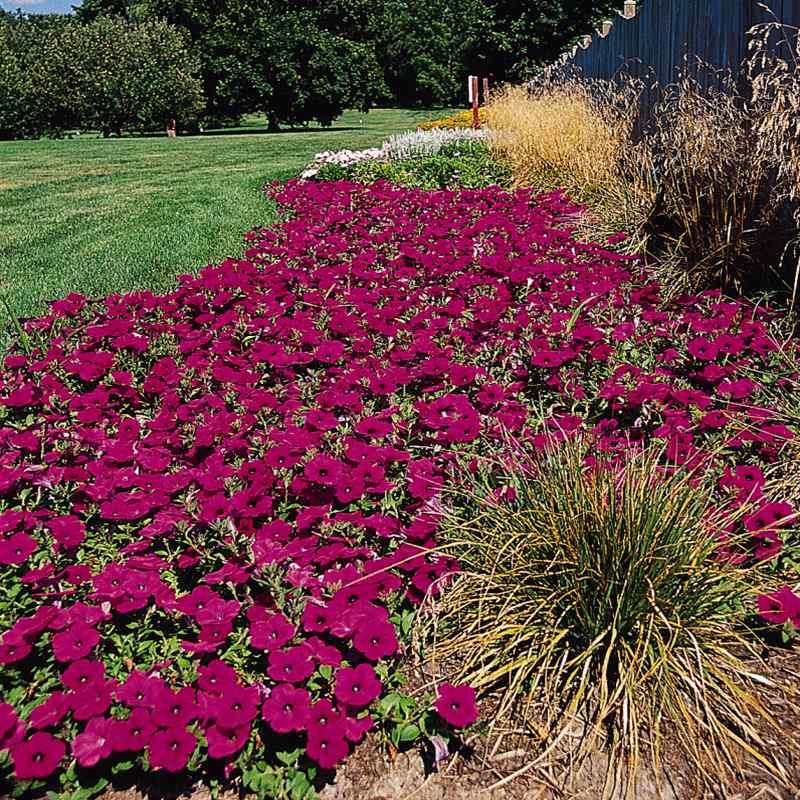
[[565, 0, 800, 114]]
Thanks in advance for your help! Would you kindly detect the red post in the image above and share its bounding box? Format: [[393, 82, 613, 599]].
[[471, 76, 480, 129]]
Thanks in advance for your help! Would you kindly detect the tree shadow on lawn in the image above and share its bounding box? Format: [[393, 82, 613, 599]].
[[127, 126, 362, 139], [200, 126, 362, 136]]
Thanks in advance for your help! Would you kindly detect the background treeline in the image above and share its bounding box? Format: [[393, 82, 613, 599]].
[[0, 13, 203, 138], [0, 0, 620, 139]]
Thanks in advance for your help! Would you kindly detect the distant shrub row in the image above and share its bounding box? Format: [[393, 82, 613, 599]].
[[0, 15, 203, 139]]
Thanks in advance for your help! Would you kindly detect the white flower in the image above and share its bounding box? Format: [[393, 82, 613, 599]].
[[298, 126, 492, 179]]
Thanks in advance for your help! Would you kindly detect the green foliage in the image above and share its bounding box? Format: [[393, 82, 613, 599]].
[[0, 13, 77, 139], [0, 14, 203, 139], [77, 0, 387, 128], [66, 17, 204, 137], [428, 440, 778, 784], [74, 0, 624, 111], [316, 142, 512, 190], [370, 0, 492, 107]]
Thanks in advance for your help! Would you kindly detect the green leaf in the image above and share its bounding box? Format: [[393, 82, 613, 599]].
[[289, 770, 311, 799], [397, 723, 421, 743]]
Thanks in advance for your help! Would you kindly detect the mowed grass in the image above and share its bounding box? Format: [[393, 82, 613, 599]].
[[0, 108, 446, 320]]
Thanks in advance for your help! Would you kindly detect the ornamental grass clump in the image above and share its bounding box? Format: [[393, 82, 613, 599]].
[[643, 65, 798, 297], [486, 77, 653, 250], [488, 22, 800, 298], [642, 23, 800, 297], [428, 441, 786, 789]]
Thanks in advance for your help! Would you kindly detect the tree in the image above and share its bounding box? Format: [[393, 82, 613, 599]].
[[62, 17, 204, 136], [0, 14, 203, 139], [370, 0, 493, 107], [466, 0, 622, 80], [76, 0, 387, 127], [73, 0, 624, 111], [0, 13, 79, 139]]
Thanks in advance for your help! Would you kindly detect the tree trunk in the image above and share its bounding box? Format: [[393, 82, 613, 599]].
[[267, 114, 280, 133]]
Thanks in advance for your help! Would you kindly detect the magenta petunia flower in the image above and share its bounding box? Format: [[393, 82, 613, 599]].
[[267, 646, 315, 684], [531, 349, 572, 368], [352, 619, 399, 661], [207, 683, 259, 729], [11, 732, 66, 780], [307, 697, 342, 732], [195, 597, 241, 627], [0, 702, 23, 749], [306, 726, 349, 770], [151, 686, 198, 729], [195, 659, 239, 695], [173, 586, 221, 619], [70, 680, 117, 721], [0, 635, 32, 665], [335, 474, 365, 504], [0, 532, 38, 565], [206, 722, 250, 759], [303, 636, 343, 668], [343, 713, 373, 743], [148, 727, 197, 772], [52, 623, 100, 662], [61, 659, 105, 691], [434, 683, 478, 728], [48, 516, 85, 551], [334, 664, 381, 709], [261, 683, 311, 734], [686, 337, 719, 361], [115, 670, 165, 708], [303, 454, 343, 486], [110, 707, 155, 752], [71, 716, 113, 767], [756, 586, 800, 627], [28, 691, 69, 729], [301, 602, 332, 633], [250, 613, 295, 651]]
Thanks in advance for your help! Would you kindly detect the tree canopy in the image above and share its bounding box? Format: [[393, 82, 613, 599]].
[[74, 0, 620, 110], [0, 13, 203, 139], [0, 0, 621, 138]]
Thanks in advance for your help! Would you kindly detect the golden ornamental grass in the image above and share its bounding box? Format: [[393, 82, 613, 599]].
[[486, 25, 800, 298], [485, 78, 654, 253]]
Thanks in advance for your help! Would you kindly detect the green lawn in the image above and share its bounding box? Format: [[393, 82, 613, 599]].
[[0, 108, 446, 320]]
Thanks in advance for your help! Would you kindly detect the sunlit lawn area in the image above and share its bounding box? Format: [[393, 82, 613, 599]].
[[0, 108, 450, 320]]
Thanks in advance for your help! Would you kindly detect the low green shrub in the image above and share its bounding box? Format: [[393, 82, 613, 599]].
[[314, 142, 512, 190]]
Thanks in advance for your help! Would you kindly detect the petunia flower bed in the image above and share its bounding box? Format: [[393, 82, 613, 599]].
[[0, 176, 798, 798]]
